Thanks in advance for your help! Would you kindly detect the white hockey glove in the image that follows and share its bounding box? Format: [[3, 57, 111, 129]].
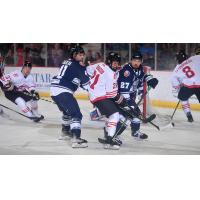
[[172, 86, 180, 98]]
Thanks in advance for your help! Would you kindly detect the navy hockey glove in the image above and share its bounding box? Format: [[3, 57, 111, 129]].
[[147, 78, 158, 89], [2, 81, 14, 91], [31, 90, 40, 100]]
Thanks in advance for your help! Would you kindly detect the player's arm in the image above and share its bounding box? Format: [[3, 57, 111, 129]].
[[80, 70, 90, 91], [26, 75, 40, 100], [171, 72, 181, 97]]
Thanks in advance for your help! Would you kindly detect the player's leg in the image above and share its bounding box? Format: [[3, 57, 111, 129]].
[[4, 91, 34, 118], [60, 111, 72, 139], [51, 95, 72, 139], [131, 118, 148, 140], [126, 96, 148, 139], [178, 86, 194, 122], [94, 99, 121, 149], [113, 114, 131, 145], [68, 101, 88, 148], [28, 100, 44, 120], [52, 92, 87, 148]]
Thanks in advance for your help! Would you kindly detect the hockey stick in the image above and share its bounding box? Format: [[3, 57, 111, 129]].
[[149, 101, 180, 131], [21, 91, 55, 104], [171, 100, 180, 120], [0, 103, 40, 122], [157, 100, 180, 130], [159, 100, 180, 129]]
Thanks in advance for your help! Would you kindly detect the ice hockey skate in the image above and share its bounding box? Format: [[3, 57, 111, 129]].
[[186, 112, 194, 122], [132, 130, 148, 140], [71, 136, 88, 148], [59, 125, 72, 140], [103, 136, 120, 150]]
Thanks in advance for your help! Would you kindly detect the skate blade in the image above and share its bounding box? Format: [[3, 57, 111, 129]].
[[71, 143, 88, 148], [133, 136, 148, 141], [104, 144, 120, 150]]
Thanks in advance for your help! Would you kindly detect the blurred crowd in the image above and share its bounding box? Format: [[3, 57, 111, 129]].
[[0, 43, 199, 70]]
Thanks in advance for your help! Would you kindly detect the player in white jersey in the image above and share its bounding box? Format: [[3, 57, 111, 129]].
[[171, 48, 200, 122], [0, 56, 6, 114], [2, 61, 44, 122], [87, 52, 133, 150]]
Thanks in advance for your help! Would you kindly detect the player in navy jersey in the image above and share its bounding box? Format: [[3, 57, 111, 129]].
[[50, 46, 90, 148], [118, 51, 158, 139]]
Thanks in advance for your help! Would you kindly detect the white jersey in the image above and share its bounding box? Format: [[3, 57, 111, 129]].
[[87, 62, 118, 103], [8, 70, 36, 92], [171, 55, 200, 89]]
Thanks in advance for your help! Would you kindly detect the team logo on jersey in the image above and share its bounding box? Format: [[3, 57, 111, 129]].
[[124, 70, 130, 77]]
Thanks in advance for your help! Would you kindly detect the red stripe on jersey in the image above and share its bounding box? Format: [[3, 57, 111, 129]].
[[183, 84, 200, 88], [90, 73, 100, 90], [90, 96, 107, 103]]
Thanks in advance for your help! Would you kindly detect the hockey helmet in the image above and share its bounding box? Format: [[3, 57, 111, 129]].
[[70, 45, 85, 58], [131, 51, 143, 61], [176, 50, 188, 64], [106, 52, 121, 65], [23, 60, 32, 68], [195, 46, 200, 55]]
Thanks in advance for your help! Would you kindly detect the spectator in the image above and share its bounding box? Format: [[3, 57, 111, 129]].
[[51, 43, 64, 67], [5, 49, 14, 65], [84, 49, 95, 65], [16, 48, 24, 66], [25, 44, 45, 66]]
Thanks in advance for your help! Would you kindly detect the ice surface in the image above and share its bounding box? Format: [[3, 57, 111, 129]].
[[0, 95, 200, 155]]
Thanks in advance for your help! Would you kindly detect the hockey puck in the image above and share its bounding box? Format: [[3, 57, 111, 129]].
[[171, 122, 175, 127]]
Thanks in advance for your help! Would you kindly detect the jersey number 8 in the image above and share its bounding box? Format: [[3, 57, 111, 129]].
[[182, 66, 195, 78]]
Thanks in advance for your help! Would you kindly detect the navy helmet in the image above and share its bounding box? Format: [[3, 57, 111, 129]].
[[131, 51, 143, 61], [70, 45, 85, 58]]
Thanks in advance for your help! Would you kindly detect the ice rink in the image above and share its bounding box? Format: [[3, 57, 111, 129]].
[[0, 96, 200, 155]]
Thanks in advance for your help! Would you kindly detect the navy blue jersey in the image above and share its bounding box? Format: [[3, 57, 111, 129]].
[[51, 59, 90, 93], [118, 63, 151, 97]]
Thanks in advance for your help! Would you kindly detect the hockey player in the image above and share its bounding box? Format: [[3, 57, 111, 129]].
[[50, 46, 90, 148], [171, 48, 200, 122], [0, 56, 5, 114], [87, 52, 135, 150], [1, 61, 44, 122], [118, 51, 158, 139]]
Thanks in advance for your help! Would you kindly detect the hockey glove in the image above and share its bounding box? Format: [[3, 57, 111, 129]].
[[2, 81, 14, 91], [172, 86, 180, 98], [30, 90, 40, 100], [147, 78, 158, 89], [122, 105, 142, 119], [114, 94, 127, 107]]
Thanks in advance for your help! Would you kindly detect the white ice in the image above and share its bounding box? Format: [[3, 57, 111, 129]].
[[0, 95, 200, 155]]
